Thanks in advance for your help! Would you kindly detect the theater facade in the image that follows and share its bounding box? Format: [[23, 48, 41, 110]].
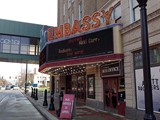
[[39, 21, 126, 115]]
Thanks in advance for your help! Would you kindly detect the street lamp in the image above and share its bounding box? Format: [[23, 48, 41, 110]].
[[25, 63, 28, 94], [136, 0, 156, 120]]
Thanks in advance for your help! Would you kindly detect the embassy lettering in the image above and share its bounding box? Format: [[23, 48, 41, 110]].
[[47, 7, 113, 41]]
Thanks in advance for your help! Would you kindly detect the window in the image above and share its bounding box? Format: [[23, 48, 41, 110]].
[[71, 12, 74, 25], [111, 3, 121, 23], [3, 44, 10, 53], [100, 16, 105, 24], [150, 47, 160, 64], [87, 74, 95, 99], [68, 0, 71, 8], [29, 45, 35, 55], [132, 0, 140, 21], [68, 18, 70, 25], [79, 1, 83, 20], [20, 37, 29, 54], [0, 35, 11, 53], [36, 45, 39, 55], [21, 37, 30, 45], [10, 36, 20, 54], [29, 38, 39, 55], [129, 0, 140, 23], [20, 45, 29, 54], [0, 34, 39, 55], [134, 51, 143, 68], [11, 44, 19, 54], [63, 1, 65, 16], [134, 46, 160, 68]]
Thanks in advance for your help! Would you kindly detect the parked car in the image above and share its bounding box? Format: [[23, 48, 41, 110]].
[[13, 85, 19, 90], [10, 85, 19, 90], [5, 85, 11, 90], [1, 85, 6, 90]]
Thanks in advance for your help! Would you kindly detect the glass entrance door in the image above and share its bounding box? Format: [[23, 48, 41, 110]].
[[77, 75, 86, 101], [66, 75, 72, 94], [104, 78, 118, 109], [71, 74, 86, 105]]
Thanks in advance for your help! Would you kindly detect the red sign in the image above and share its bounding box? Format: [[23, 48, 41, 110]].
[[60, 94, 75, 119]]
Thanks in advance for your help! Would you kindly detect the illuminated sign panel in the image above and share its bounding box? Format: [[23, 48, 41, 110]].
[[47, 27, 113, 62]]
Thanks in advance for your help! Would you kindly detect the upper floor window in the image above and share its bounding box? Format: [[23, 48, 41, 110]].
[[79, 1, 83, 20], [63, 1, 65, 16], [132, 0, 140, 21], [100, 16, 105, 24], [111, 3, 121, 23], [129, 0, 140, 23], [68, 18, 70, 25], [68, 0, 71, 8], [134, 46, 160, 69], [71, 12, 74, 25]]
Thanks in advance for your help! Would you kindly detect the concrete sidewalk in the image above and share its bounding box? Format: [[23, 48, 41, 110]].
[[23, 91, 127, 120], [0, 90, 47, 120]]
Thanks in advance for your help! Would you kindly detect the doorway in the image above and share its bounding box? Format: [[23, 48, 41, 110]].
[[103, 77, 126, 115], [66, 75, 72, 94], [76, 75, 86, 102], [104, 78, 118, 109], [65, 75, 86, 101]]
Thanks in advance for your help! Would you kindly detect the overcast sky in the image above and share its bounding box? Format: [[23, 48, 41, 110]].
[[0, 0, 58, 77], [0, 0, 57, 26], [0, 62, 38, 78]]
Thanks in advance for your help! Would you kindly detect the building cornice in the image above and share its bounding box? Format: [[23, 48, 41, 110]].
[[121, 8, 160, 34]]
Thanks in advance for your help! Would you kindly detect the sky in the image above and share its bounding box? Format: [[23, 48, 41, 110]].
[[0, 62, 39, 76], [0, 0, 57, 26]]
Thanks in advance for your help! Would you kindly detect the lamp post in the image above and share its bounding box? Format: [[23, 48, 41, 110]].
[[136, 0, 156, 120], [25, 63, 28, 94]]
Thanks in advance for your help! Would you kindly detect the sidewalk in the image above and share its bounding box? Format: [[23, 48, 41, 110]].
[[24, 91, 127, 120]]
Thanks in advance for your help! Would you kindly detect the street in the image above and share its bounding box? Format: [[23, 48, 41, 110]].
[[0, 90, 47, 120]]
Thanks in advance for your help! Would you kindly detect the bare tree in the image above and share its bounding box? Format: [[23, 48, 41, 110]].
[[18, 69, 34, 86]]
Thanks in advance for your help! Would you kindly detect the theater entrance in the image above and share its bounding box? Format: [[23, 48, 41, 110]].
[[65, 74, 86, 105], [103, 77, 125, 115], [101, 61, 125, 115], [104, 78, 118, 109]]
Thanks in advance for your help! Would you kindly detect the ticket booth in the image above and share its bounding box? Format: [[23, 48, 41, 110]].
[[101, 61, 125, 115]]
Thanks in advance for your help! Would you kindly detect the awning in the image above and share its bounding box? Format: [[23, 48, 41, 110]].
[[39, 53, 124, 73]]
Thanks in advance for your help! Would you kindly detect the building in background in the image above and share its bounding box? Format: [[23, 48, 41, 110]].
[[39, 0, 160, 119], [33, 68, 50, 87]]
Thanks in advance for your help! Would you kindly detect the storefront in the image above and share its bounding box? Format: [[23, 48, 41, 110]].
[[39, 23, 125, 115]]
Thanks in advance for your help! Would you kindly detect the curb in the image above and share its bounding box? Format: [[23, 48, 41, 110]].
[[21, 90, 58, 120]]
